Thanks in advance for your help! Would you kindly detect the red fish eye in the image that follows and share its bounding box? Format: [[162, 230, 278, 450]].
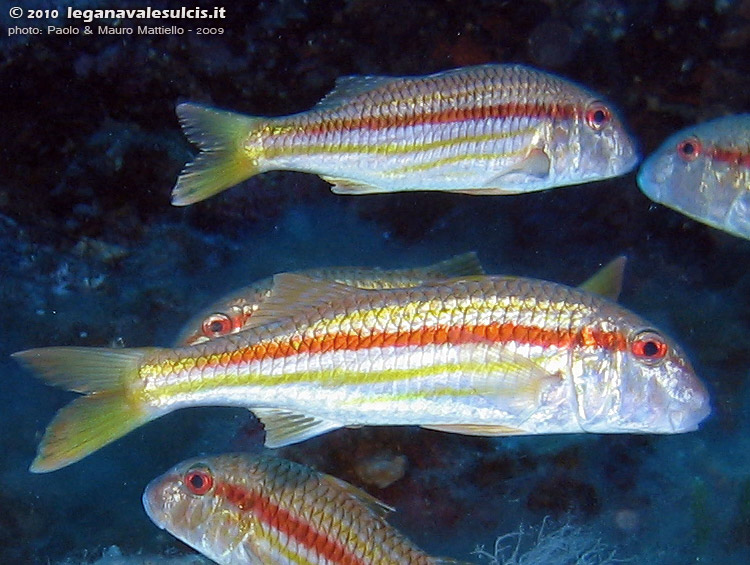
[[201, 313, 233, 338], [676, 137, 701, 161], [631, 330, 668, 362], [585, 102, 612, 131], [184, 467, 213, 495]]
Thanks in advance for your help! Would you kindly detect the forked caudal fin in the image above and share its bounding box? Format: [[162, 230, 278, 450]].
[[172, 103, 265, 206], [12, 347, 157, 473]]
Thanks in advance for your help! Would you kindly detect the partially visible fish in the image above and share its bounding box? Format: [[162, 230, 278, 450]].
[[177, 252, 485, 346], [171, 64, 639, 205], [637, 114, 750, 240], [14, 263, 709, 474], [143, 453, 467, 565]]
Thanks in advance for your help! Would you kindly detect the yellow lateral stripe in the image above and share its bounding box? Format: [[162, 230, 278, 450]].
[[145, 360, 530, 403], [268, 536, 319, 565], [338, 385, 513, 406], [388, 149, 528, 175], [263, 127, 537, 159]]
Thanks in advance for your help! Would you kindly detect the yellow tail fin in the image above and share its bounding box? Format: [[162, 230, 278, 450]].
[[172, 103, 265, 206], [12, 347, 155, 473]]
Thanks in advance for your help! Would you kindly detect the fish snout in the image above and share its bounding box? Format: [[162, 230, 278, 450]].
[[636, 151, 674, 202], [667, 376, 711, 433], [618, 138, 640, 176], [142, 475, 173, 530]]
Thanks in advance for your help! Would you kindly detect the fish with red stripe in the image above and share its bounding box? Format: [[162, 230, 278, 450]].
[[171, 64, 638, 205], [14, 268, 709, 473], [143, 453, 468, 564], [638, 114, 750, 240]]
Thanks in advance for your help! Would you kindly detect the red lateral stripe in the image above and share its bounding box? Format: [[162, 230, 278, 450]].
[[216, 482, 367, 565], [710, 146, 750, 168], [200, 322, 627, 369], [296, 101, 580, 137]]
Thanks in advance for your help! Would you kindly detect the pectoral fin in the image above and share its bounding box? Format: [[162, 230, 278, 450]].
[[449, 148, 552, 195], [454, 339, 561, 416], [485, 147, 551, 187]]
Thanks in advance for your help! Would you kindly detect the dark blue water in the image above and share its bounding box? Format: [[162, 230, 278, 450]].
[[2, 1, 749, 563]]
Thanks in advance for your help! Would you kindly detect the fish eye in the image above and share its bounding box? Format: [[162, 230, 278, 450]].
[[676, 137, 701, 161], [630, 330, 669, 364], [184, 466, 214, 496], [585, 102, 612, 131], [201, 313, 233, 338]]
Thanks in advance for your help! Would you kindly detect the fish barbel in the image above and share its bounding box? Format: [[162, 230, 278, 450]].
[[637, 114, 750, 240], [14, 272, 709, 473], [143, 453, 466, 565], [177, 252, 485, 346], [171, 64, 639, 205]]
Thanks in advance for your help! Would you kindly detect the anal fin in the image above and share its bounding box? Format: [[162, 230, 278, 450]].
[[320, 176, 388, 195], [252, 408, 343, 448], [422, 423, 527, 436]]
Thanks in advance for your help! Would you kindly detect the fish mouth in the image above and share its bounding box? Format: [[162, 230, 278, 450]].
[[664, 373, 711, 433], [621, 145, 641, 175], [636, 153, 673, 203], [636, 161, 658, 199], [667, 392, 711, 433]]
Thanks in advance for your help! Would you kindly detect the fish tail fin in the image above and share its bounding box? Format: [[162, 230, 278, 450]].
[[12, 347, 155, 472], [172, 102, 266, 206]]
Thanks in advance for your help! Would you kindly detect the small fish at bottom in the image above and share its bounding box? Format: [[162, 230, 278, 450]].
[[143, 453, 468, 564]]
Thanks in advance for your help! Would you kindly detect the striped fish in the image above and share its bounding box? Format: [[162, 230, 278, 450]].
[[14, 269, 709, 473], [637, 114, 750, 240], [176, 252, 485, 346], [171, 64, 639, 205], [143, 453, 467, 565]]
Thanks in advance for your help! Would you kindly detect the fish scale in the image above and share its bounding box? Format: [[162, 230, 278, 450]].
[[171, 64, 638, 205], [14, 272, 710, 472]]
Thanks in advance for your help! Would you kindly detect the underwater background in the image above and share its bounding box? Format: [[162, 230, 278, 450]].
[[1, 0, 749, 563]]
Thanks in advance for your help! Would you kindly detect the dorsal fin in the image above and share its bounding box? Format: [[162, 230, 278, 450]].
[[315, 75, 398, 108], [320, 473, 395, 518], [578, 256, 627, 301], [419, 252, 485, 279], [243, 273, 360, 329]]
